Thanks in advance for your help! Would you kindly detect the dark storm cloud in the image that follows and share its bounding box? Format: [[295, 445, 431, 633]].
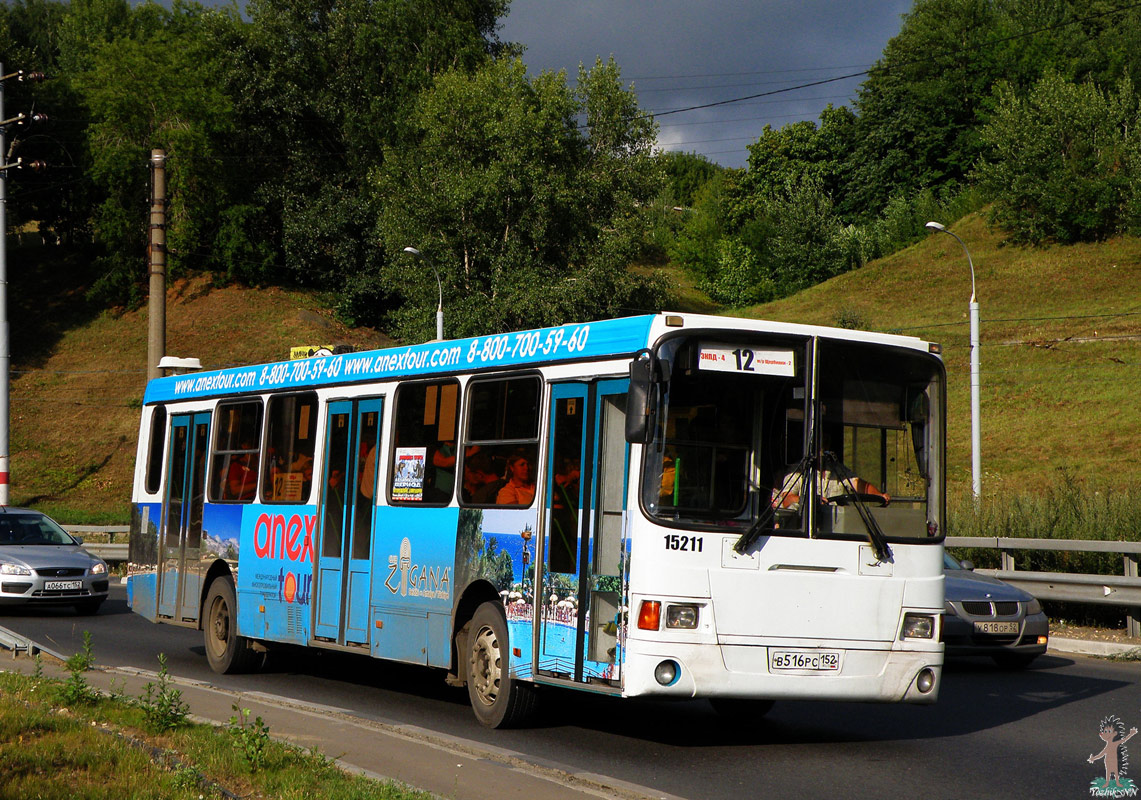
[[499, 0, 913, 167]]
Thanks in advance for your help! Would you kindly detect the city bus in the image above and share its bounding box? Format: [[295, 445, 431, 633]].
[[126, 312, 946, 727]]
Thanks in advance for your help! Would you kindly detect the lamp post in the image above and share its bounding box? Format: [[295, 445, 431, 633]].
[[402, 247, 444, 342], [925, 221, 981, 502]]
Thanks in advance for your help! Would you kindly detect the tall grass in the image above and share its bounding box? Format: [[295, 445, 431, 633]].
[[946, 475, 1141, 575], [948, 477, 1141, 542]]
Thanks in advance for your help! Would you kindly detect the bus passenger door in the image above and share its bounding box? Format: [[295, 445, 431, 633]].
[[157, 412, 210, 622], [314, 398, 382, 646], [539, 379, 628, 685]]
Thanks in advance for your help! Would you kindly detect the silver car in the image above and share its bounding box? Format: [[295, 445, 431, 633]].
[[0, 508, 109, 615], [942, 553, 1049, 668]]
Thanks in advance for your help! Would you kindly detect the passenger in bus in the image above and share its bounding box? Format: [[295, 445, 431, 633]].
[[226, 446, 258, 501], [359, 444, 377, 501], [659, 454, 678, 502], [326, 467, 346, 510], [432, 441, 457, 496], [462, 451, 500, 504], [772, 459, 890, 510], [496, 452, 535, 505]]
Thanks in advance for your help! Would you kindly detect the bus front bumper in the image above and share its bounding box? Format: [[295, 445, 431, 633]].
[[623, 640, 943, 704]]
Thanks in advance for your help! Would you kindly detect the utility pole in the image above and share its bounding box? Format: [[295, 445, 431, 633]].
[[0, 64, 48, 506], [147, 149, 166, 382], [0, 62, 10, 505]]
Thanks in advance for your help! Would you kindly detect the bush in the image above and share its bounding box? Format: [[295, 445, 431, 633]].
[[975, 72, 1141, 244]]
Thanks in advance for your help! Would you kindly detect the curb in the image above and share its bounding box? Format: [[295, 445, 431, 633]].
[[1, 652, 681, 800], [1048, 637, 1141, 658]]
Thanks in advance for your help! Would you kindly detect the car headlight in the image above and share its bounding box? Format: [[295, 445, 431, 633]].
[[1026, 598, 1042, 615], [90, 562, 107, 575], [0, 562, 32, 576]]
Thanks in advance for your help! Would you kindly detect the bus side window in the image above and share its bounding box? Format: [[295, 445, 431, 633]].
[[390, 380, 460, 505], [262, 392, 318, 503], [210, 401, 264, 503], [145, 405, 167, 495], [460, 376, 541, 508]]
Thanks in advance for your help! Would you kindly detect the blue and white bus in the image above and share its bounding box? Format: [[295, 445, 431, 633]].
[[127, 312, 946, 727]]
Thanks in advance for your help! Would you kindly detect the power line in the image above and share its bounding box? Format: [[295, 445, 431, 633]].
[[644, 0, 1141, 121]]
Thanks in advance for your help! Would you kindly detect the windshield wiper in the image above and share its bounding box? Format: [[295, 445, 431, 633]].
[[733, 452, 811, 555], [822, 451, 893, 563]]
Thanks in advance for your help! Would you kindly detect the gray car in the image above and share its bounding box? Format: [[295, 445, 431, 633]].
[[0, 508, 109, 615], [942, 553, 1049, 668]]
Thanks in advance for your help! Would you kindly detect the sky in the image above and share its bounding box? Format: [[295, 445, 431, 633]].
[[498, 0, 914, 169]]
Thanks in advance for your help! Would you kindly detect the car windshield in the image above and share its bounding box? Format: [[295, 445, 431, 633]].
[[944, 553, 964, 570], [0, 513, 77, 546]]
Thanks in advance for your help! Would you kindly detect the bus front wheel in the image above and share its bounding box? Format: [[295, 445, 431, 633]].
[[204, 577, 260, 674], [466, 602, 537, 728]]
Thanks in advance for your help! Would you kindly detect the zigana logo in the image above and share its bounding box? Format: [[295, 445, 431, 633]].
[[385, 537, 451, 600]]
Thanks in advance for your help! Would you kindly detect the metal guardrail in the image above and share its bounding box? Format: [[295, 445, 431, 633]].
[[946, 536, 1141, 638], [61, 525, 129, 565]]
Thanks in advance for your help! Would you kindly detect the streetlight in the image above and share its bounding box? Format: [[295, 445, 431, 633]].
[[402, 247, 444, 342], [925, 221, 981, 502]]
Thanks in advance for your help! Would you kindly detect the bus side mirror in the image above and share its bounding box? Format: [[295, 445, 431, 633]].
[[626, 353, 656, 444]]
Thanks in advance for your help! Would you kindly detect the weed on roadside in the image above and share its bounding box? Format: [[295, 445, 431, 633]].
[[58, 630, 99, 707], [228, 704, 271, 771], [139, 653, 191, 732]]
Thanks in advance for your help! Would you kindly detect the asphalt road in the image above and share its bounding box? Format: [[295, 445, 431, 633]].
[[3, 584, 1137, 799]]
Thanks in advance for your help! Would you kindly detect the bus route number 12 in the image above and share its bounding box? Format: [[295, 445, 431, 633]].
[[732, 348, 757, 372]]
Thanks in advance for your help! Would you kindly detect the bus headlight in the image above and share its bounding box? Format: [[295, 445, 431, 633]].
[[665, 604, 699, 629], [900, 613, 936, 640]]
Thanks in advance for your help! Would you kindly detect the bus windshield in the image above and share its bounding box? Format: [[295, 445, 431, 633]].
[[641, 334, 944, 543]]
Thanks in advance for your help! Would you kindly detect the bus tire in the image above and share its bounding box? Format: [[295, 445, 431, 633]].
[[466, 601, 536, 728], [203, 577, 259, 674]]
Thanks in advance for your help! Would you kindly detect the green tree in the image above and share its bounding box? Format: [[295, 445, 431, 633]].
[[844, 0, 1014, 219], [658, 150, 721, 208], [374, 57, 667, 341], [227, 0, 514, 321], [975, 72, 1140, 244], [53, 0, 246, 304], [738, 105, 856, 214]]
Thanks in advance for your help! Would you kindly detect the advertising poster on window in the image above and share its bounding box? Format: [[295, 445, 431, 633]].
[[393, 447, 426, 501]]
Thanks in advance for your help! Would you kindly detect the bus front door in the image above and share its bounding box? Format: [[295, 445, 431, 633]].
[[314, 398, 383, 646], [539, 379, 628, 686], [157, 412, 210, 623]]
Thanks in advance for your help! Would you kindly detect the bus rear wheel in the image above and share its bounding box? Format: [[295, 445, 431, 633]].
[[466, 602, 537, 728], [204, 577, 260, 674]]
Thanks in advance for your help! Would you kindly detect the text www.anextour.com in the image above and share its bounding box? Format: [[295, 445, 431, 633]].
[[171, 324, 593, 396]]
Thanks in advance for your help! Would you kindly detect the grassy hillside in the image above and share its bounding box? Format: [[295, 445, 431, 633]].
[[8, 212, 1140, 522], [9, 249, 390, 523], [741, 213, 1141, 500]]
